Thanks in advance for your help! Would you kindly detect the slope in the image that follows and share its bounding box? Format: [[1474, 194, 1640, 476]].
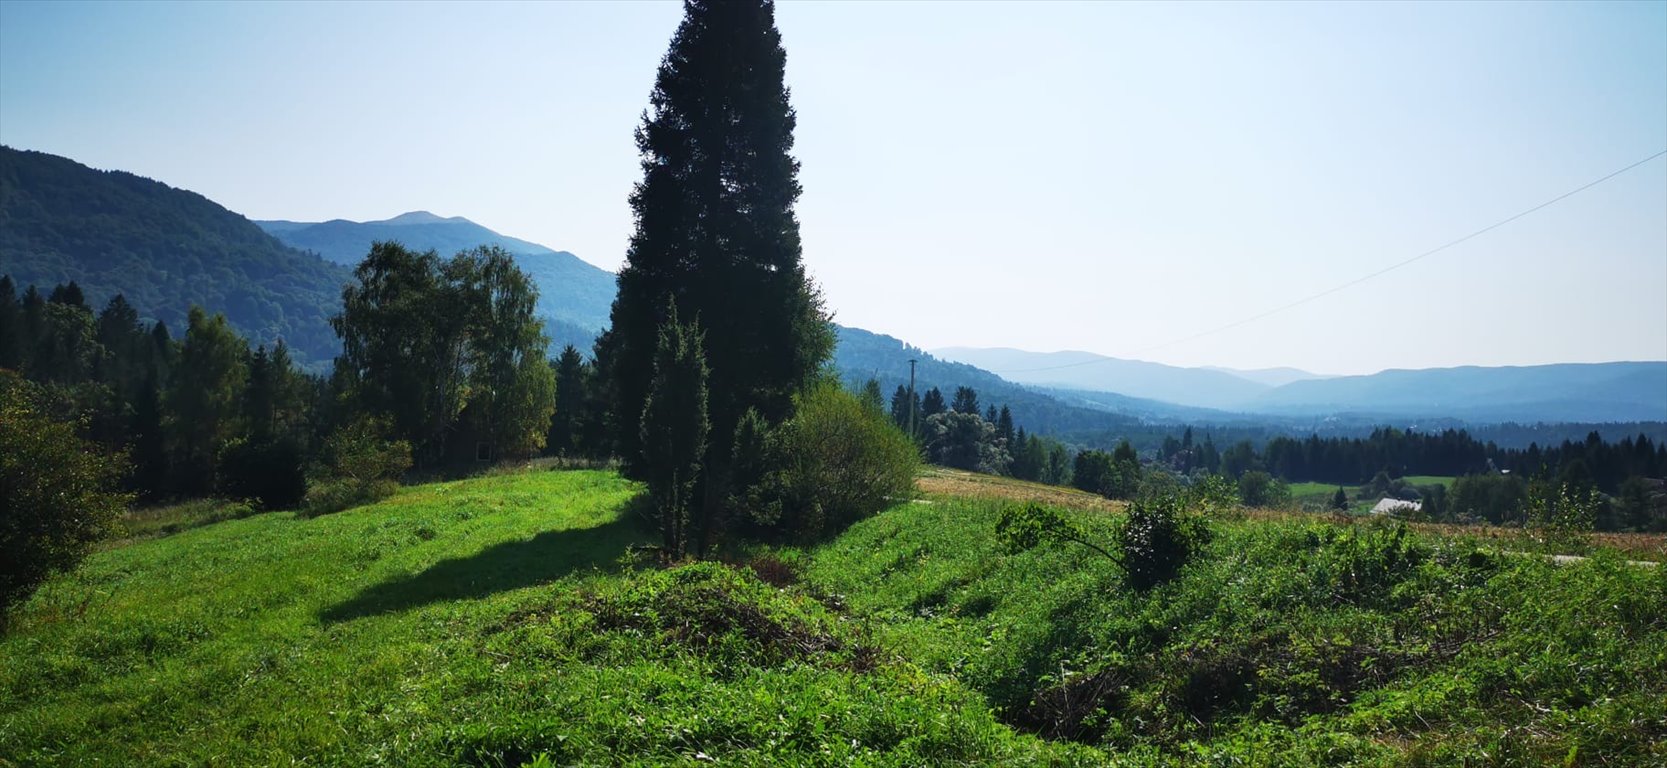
[[0, 470, 1086, 766], [5, 467, 1661, 765], [0, 146, 350, 367]]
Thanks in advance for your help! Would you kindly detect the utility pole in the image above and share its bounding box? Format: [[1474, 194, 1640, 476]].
[[908, 358, 918, 440]]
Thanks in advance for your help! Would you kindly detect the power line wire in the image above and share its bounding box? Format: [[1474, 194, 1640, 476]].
[[995, 149, 1667, 375]]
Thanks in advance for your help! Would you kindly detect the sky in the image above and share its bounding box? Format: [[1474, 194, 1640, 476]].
[[1, 0, 1663, 376]]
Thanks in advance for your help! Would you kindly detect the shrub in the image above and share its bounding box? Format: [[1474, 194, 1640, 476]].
[[0, 373, 131, 614], [1237, 471, 1290, 508], [744, 382, 920, 542], [1312, 522, 1427, 607], [1115, 492, 1211, 590], [218, 436, 307, 510], [1189, 474, 1241, 519], [302, 417, 411, 517]]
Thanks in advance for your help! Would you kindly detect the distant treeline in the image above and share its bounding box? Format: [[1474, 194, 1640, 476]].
[[1183, 427, 1667, 494]]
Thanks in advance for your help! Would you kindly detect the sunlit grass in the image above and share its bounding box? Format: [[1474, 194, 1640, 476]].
[[4, 466, 1662, 765]]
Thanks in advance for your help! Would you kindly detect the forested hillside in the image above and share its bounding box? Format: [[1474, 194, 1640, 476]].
[[0, 147, 349, 367], [256, 212, 616, 347], [832, 325, 1134, 436]]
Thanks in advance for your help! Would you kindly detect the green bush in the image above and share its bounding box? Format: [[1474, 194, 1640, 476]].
[[1116, 492, 1211, 590], [1237, 470, 1290, 508], [302, 417, 410, 517], [0, 372, 131, 614], [743, 382, 920, 542]]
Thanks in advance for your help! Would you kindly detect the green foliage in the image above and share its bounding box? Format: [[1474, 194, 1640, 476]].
[[1115, 492, 1212, 590], [810, 494, 1667, 764], [165, 306, 249, 494], [1189, 473, 1241, 519], [332, 243, 556, 465], [1331, 486, 1349, 510], [996, 502, 1114, 562], [1071, 446, 1140, 499], [639, 303, 710, 559], [1449, 472, 1530, 525], [602, 0, 834, 484], [455, 248, 558, 459], [0, 372, 130, 614], [303, 417, 412, 517], [1, 470, 1088, 766], [922, 410, 1009, 475], [544, 345, 591, 457], [858, 378, 885, 416], [744, 382, 921, 542], [1237, 470, 1291, 508]]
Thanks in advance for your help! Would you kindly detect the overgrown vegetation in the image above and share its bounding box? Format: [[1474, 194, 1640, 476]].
[[0, 372, 130, 615], [810, 491, 1667, 765]]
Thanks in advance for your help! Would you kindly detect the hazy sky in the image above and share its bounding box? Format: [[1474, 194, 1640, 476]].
[[2, 0, 1663, 375]]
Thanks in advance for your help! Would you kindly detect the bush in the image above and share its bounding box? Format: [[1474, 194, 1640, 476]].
[[0, 373, 131, 614], [743, 382, 920, 541], [1115, 492, 1211, 590], [1237, 471, 1290, 508], [302, 418, 410, 517], [218, 436, 307, 510]]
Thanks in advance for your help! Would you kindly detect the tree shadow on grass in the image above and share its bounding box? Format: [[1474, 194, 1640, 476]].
[[320, 495, 656, 624]]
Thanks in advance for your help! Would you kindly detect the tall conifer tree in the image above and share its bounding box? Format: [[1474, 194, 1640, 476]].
[[602, 0, 833, 495]]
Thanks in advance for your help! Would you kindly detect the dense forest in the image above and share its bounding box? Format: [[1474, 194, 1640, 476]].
[[0, 146, 351, 367]]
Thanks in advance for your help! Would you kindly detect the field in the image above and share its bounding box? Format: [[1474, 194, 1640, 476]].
[[3, 468, 1664, 766]]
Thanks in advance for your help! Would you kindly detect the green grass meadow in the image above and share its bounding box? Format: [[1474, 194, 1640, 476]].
[[3, 468, 1663, 766]]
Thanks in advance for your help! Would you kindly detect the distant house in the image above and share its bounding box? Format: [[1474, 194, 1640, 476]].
[[1371, 498, 1422, 516]]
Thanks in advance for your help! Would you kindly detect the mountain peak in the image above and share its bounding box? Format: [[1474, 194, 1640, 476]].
[[379, 210, 459, 226]]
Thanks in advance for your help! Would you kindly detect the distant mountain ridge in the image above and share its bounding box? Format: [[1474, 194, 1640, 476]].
[[1246, 361, 1667, 423], [933, 346, 1273, 410], [936, 346, 1667, 424], [255, 212, 617, 345]]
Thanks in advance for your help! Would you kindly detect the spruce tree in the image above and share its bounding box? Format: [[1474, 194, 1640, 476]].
[[547, 345, 590, 456], [920, 387, 946, 417], [640, 301, 711, 560], [602, 0, 833, 500]]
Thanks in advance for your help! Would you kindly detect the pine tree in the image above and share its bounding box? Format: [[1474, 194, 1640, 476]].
[[889, 384, 912, 430], [860, 378, 885, 415], [997, 405, 1014, 446], [1330, 486, 1349, 510], [920, 387, 946, 417], [602, 0, 833, 497], [640, 301, 711, 560], [952, 386, 980, 415], [547, 345, 590, 456]]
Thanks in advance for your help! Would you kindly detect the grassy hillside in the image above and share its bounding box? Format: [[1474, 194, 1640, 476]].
[[4, 468, 1664, 765], [0, 470, 1082, 766]]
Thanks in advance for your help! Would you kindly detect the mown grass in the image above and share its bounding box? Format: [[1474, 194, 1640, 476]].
[[4, 467, 1663, 766]]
